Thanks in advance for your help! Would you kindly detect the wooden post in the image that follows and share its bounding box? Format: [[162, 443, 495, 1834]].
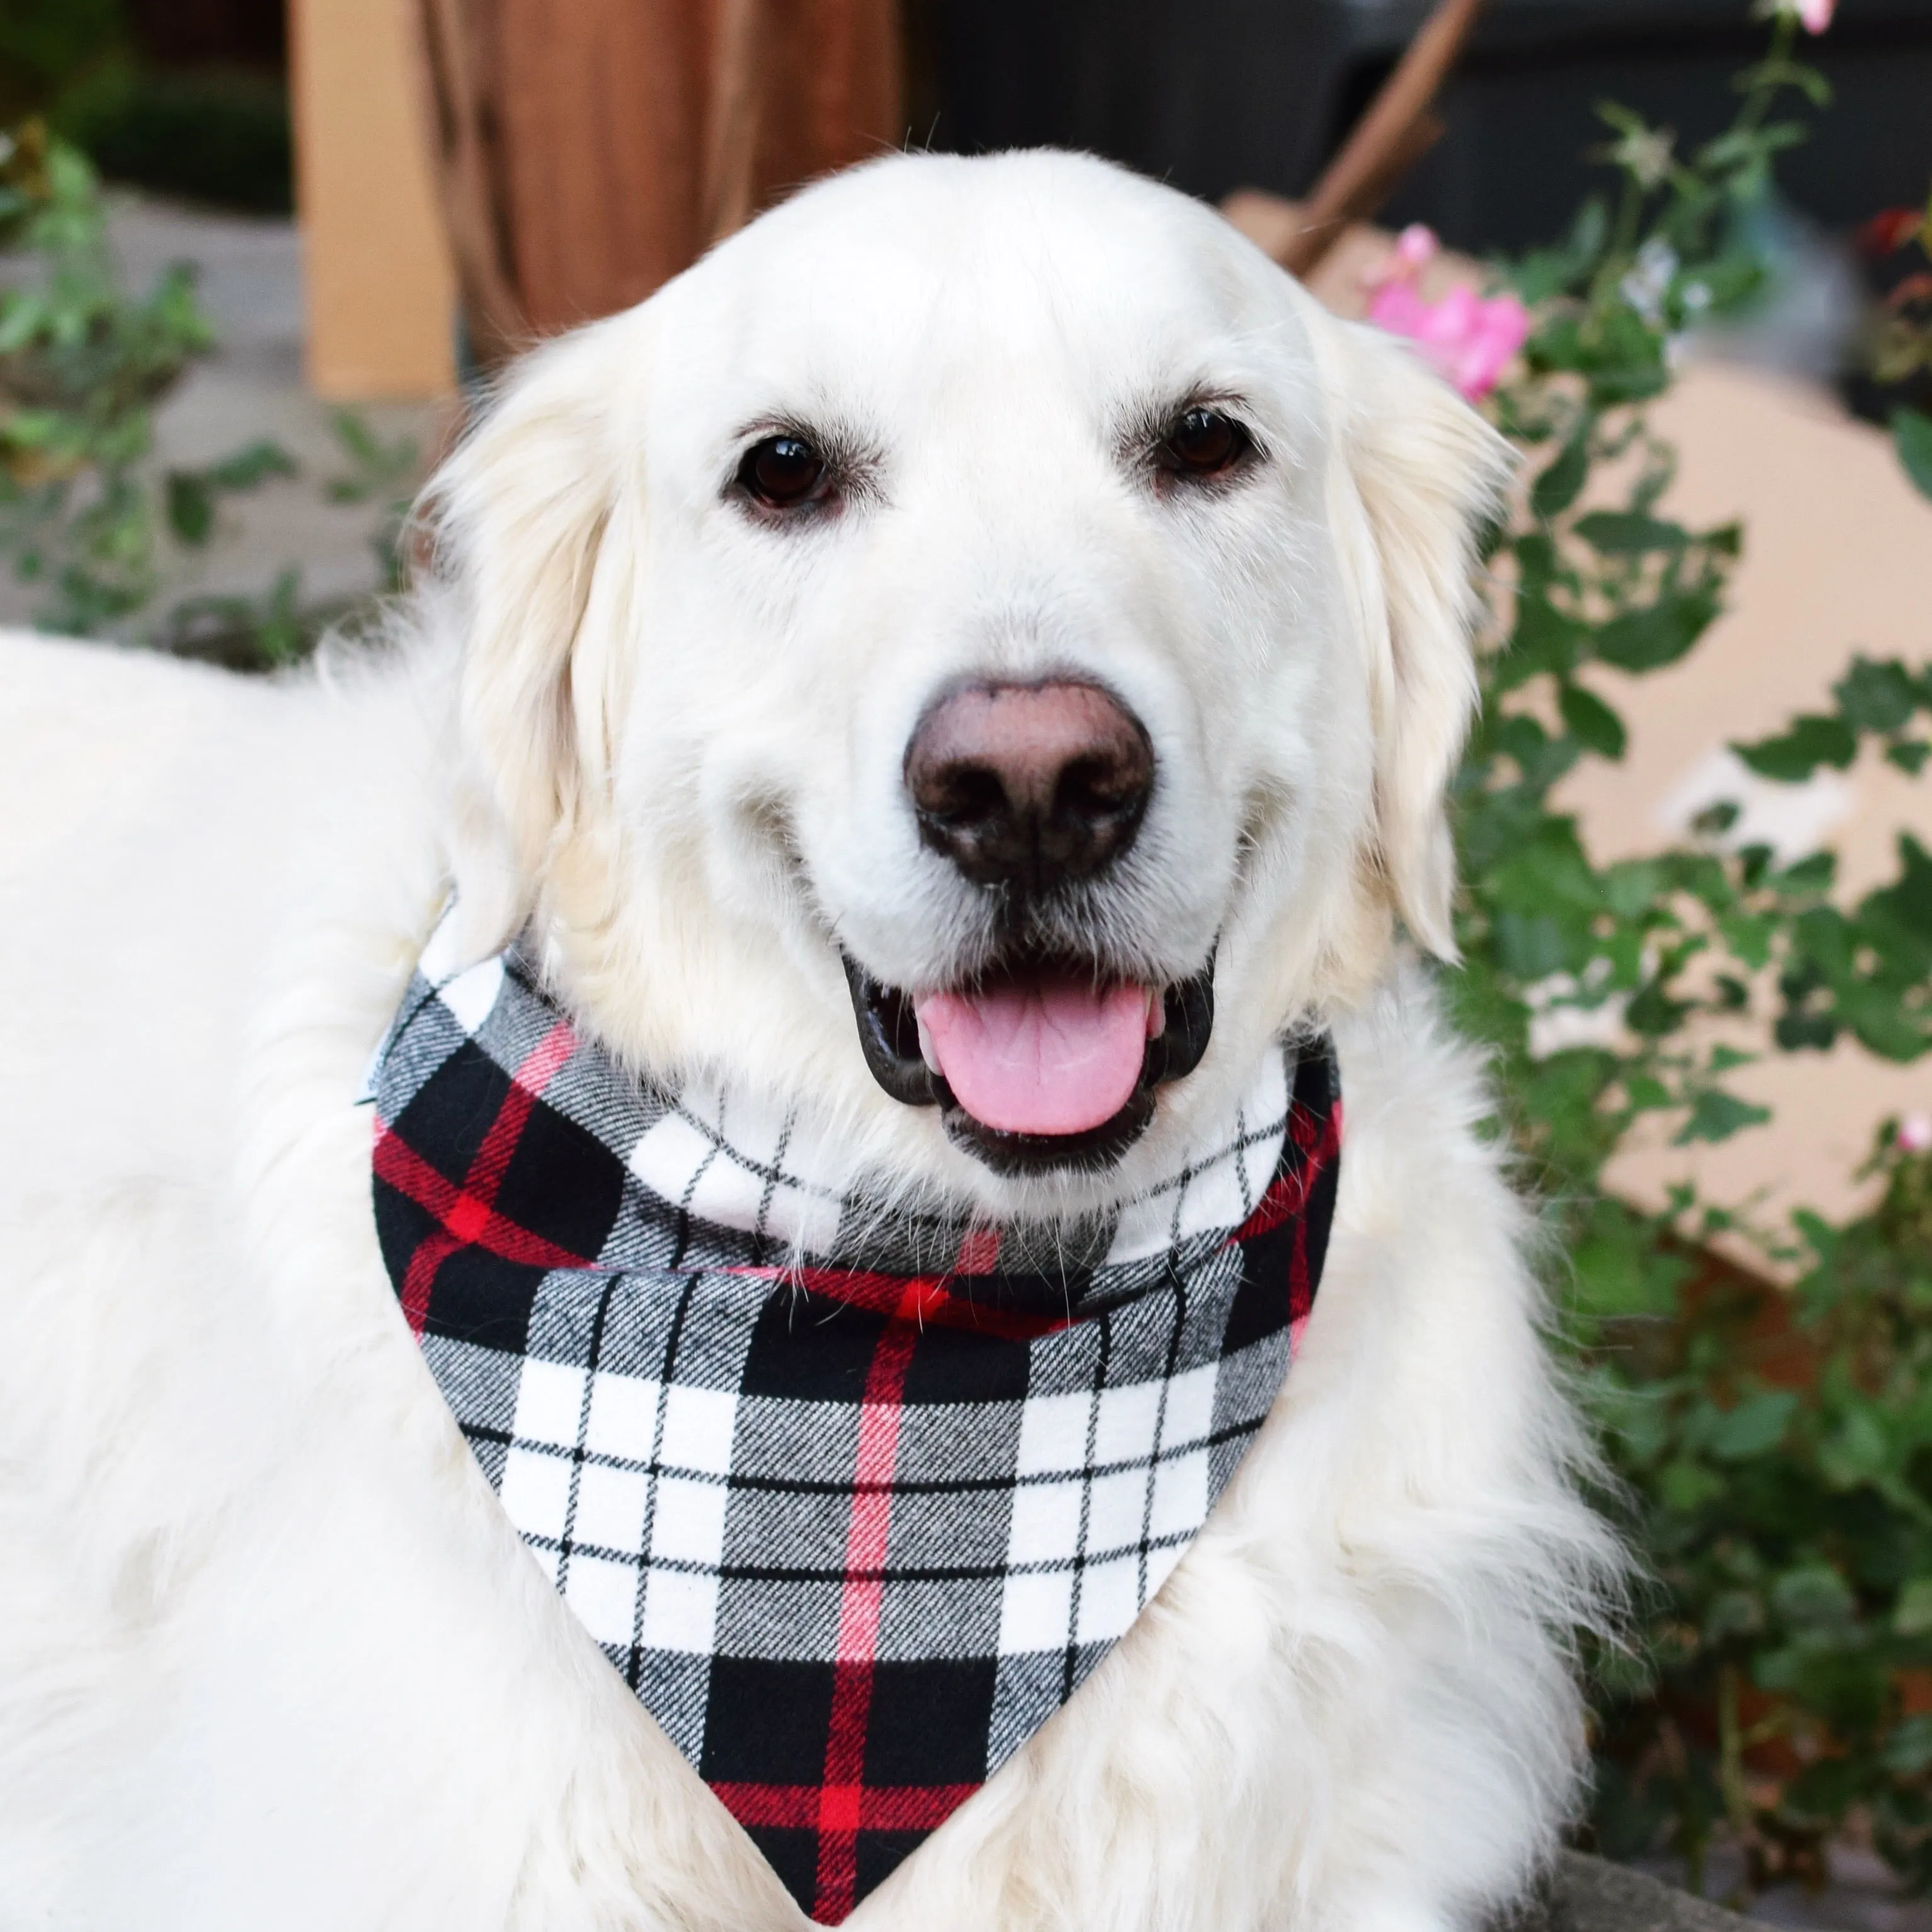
[[289, 0, 458, 399], [413, 0, 902, 365]]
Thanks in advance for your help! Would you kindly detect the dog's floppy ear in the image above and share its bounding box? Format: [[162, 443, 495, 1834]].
[[1313, 310, 1513, 959], [426, 314, 645, 955]]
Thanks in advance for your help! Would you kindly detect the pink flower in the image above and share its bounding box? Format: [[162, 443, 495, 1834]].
[[1764, 0, 1834, 29], [1899, 1112, 1932, 1154], [1365, 225, 1531, 401]]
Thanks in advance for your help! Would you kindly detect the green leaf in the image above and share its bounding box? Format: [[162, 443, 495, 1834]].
[[1895, 409, 1932, 502], [1834, 657, 1920, 734], [1861, 836, 1932, 945], [1894, 1581, 1932, 1638], [1509, 197, 1609, 304], [1673, 1088, 1771, 1145], [202, 439, 298, 493], [1660, 1459, 1726, 1511], [1531, 434, 1590, 520], [1572, 510, 1687, 555], [1492, 911, 1568, 979], [1595, 588, 1720, 673], [1887, 741, 1931, 775], [1734, 713, 1858, 780], [164, 470, 213, 547], [1707, 1390, 1796, 1460], [1604, 860, 1662, 920], [1559, 683, 1627, 759], [1884, 1715, 1932, 1774], [1771, 1564, 1858, 1632]]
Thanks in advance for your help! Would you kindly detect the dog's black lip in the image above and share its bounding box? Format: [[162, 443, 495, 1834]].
[[839, 952, 1215, 1174]]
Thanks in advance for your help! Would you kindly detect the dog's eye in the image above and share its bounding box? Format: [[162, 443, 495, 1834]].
[[1156, 407, 1251, 480], [738, 434, 829, 510]]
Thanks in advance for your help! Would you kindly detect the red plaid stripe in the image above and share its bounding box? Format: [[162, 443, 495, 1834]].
[[723, 1251, 1071, 1343], [373, 1021, 585, 1333], [712, 1781, 977, 1833]]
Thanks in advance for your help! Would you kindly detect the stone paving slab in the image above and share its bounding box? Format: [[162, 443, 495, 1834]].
[[1544, 1856, 1765, 1932]]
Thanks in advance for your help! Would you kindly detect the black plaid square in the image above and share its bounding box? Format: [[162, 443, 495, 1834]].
[[367, 906, 1341, 1924]]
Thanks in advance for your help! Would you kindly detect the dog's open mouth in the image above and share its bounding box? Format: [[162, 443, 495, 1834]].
[[842, 952, 1214, 1174]]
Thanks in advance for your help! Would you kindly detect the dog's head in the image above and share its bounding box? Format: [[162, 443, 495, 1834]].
[[427, 150, 1508, 1217]]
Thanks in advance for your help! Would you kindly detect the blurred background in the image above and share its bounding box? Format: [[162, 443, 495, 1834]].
[[4, 0, 1928, 392], [7, 2, 1932, 1924]]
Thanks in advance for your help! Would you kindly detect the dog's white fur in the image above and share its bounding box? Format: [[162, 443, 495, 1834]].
[[0, 152, 1618, 1931]]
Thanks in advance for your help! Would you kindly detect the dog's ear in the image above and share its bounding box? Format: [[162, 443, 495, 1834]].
[[425, 314, 645, 956], [1313, 311, 1513, 959]]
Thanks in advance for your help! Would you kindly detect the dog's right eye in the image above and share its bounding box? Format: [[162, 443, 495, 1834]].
[[738, 435, 829, 511]]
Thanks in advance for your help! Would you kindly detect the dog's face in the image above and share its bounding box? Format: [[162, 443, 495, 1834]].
[[433, 151, 1508, 1217]]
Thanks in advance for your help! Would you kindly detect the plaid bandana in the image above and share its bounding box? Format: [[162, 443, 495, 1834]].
[[367, 908, 1341, 1924]]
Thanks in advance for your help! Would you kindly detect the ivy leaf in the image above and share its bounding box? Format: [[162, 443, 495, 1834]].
[[1708, 1390, 1797, 1461], [1894, 408, 1932, 502], [1532, 433, 1590, 519], [1833, 657, 1919, 734], [1572, 510, 1688, 554], [202, 439, 297, 492], [1862, 836, 1932, 945], [164, 470, 213, 547], [1894, 1581, 1932, 1639], [1673, 1088, 1771, 1144], [1734, 713, 1858, 780], [1884, 1715, 1932, 1775], [1771, 1564, 1858, 1631], [1509, 592, 1589, 679], [1887, 741, 1931, 775], [1559, 683, 1627, 758], [1492, 911, 1567, 979], [1595, 587, 1720, 672]]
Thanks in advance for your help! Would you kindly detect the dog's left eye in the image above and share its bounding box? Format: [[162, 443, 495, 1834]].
[[737, 434, 829, 511], [1156, 407, 1251, 481]]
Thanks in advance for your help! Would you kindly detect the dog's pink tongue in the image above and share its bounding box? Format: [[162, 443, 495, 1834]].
[[916, 977, 1152, 1136]]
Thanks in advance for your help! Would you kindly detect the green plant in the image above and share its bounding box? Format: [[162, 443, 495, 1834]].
[[0, 126, 414, 667], [1444, 6, 1932, 1898], [1858, 192, 1932, 502], [0, 127, 301, 636]]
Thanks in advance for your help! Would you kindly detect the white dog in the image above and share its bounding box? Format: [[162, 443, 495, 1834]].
[[0, 151, 1618, 1932]]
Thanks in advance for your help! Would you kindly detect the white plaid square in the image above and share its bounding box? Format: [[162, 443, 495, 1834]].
[[501, 1446, 571, 1545], [651, 1474, 729, 1565], [512, 1358, 586, 1449], [565, 1554, 641, 1647], [642, 1569, 720, 1653], [1008, 1479, 1084, 1564], [998, 1569, 1076, 1655], [659, 1385, 737, 1475], [1015, 1391, 1093, 1475], [1084, 1465, 1151, 1557], [585, 1371, 661, 1462], [1149, 1449, 1210, 1542], [1076, 1555, 1142, 1645], [574, 1462, 650, 1555], [1093, 1382, 1163, 1465]]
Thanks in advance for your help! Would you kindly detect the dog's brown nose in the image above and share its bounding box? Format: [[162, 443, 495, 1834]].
[[904, 679, 1154, 892]]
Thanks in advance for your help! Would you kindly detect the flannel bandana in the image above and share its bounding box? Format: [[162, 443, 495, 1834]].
[[367, 909, 1341, 1924]]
